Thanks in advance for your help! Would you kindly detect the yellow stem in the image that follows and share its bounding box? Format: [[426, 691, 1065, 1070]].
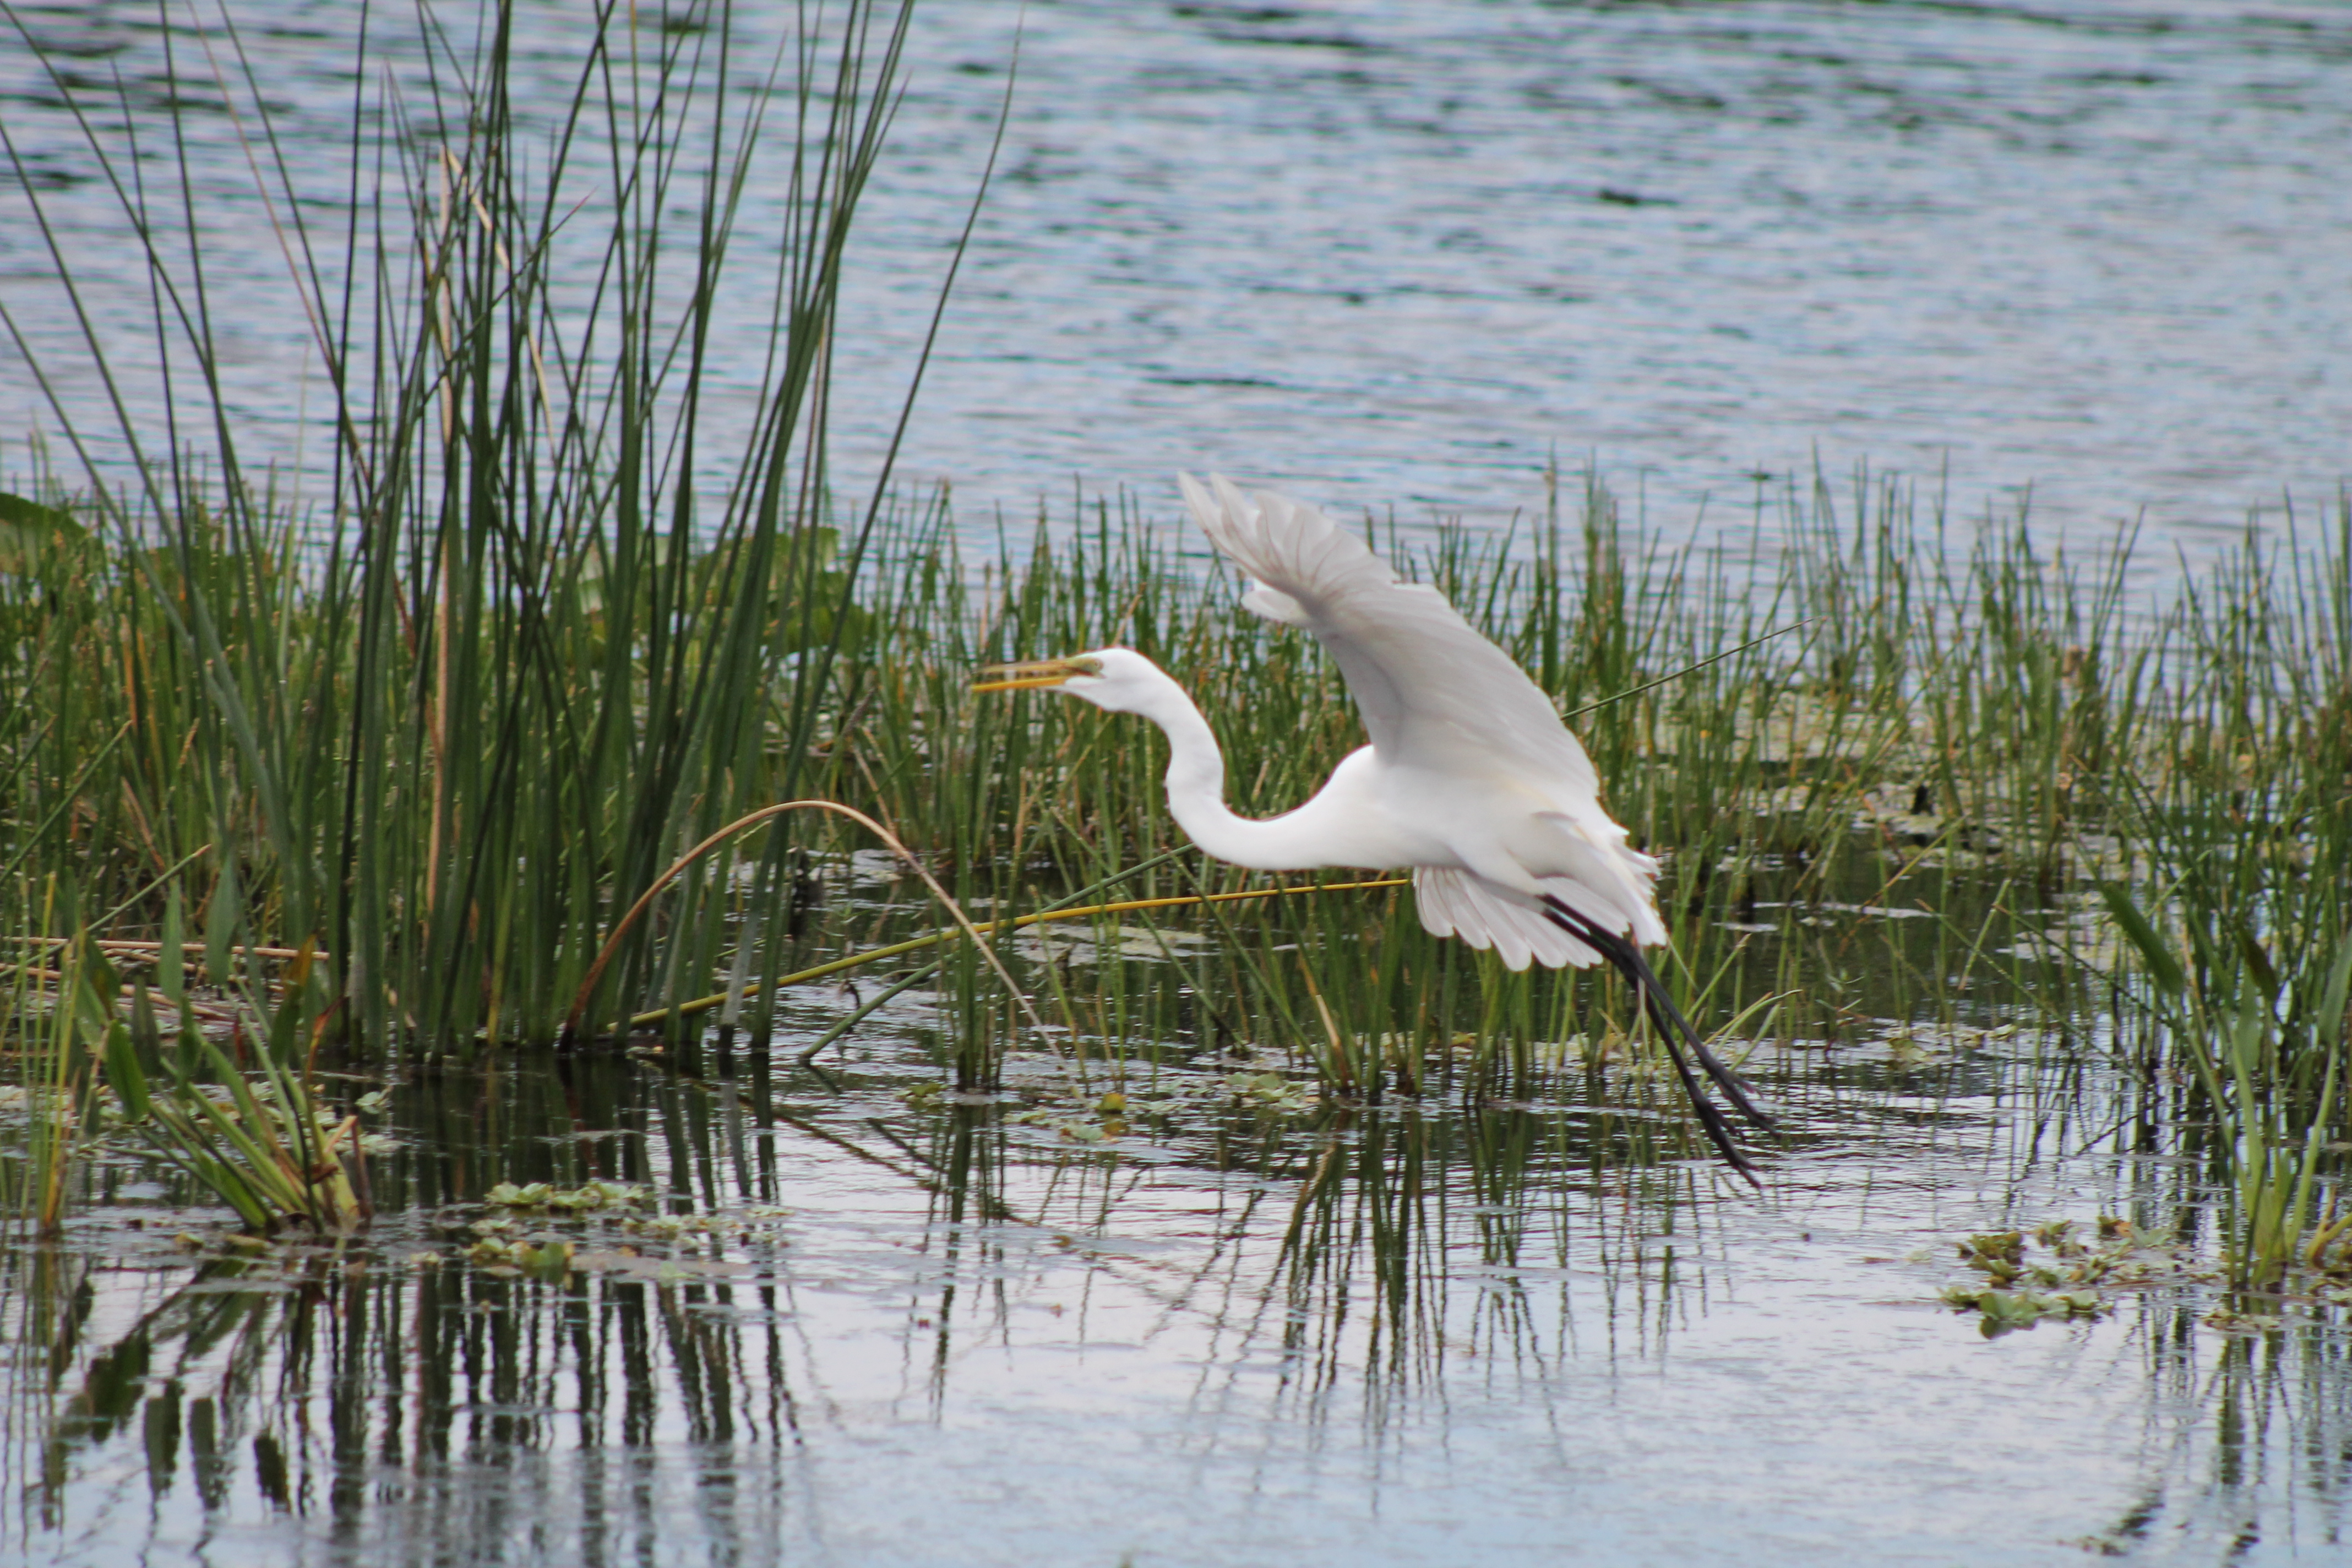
[[629, 876, 1411, 1029], [568, 799, 1045, 1045]]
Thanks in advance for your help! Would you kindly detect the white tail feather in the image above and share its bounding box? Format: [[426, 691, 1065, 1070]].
[[1414, 868, 1599, 971]]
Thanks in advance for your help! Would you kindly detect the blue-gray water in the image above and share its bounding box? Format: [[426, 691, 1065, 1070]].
[[6, 6, 2352, 1563], [7, 853, 2351, 1566], [9, 998, 2349, 1567], [2, 1, 2347, 564]]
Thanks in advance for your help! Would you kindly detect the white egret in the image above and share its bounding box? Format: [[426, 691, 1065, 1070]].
[[977, 473, 1773, 1179]]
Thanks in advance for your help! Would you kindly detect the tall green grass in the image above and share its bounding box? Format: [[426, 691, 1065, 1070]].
[[2096, 511, 2352, 1287], [788, 472, 2345, 1216], [1, 1, 935, 1057], [819, 475, 2066, 1103], [20, 431, 2345, 1180], [2, 6, 2346, 1262]]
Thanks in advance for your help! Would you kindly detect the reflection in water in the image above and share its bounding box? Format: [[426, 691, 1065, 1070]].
[[9, 1022, 2350, 1564]]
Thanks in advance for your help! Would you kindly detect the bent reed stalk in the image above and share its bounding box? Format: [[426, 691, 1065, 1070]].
[[562, 797, 1048, 1059], [633, 876, 1413, 1030]]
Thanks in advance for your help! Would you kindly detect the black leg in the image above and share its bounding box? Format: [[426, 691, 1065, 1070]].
[[1542, 895, 1772, 1185]]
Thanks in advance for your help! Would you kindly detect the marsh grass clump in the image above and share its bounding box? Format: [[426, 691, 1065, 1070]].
[[14, 458, 2352, 1217], [787, 476, 2351, 1237], [0, 0, 934, 1066], [2070, 516, 2352, 1291], [815, 471, 2135, 1106], [19, 929, 370, 1235], [1, 4, 2347, 1266]]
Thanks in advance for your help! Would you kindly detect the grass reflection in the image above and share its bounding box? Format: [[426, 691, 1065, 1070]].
[[4, 1025, 2350, 1562]]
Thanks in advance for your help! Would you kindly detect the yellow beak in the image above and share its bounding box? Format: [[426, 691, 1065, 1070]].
[[973, 657, 1091, 694]]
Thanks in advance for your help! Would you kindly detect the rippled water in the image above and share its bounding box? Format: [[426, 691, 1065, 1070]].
[[2, 1, 2347, 568], [7, 861, 2351, 1565]]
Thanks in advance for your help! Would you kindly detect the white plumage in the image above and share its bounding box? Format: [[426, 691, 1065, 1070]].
[[1178, 475, 1669, 969], [976, 473, 1771, 1178]]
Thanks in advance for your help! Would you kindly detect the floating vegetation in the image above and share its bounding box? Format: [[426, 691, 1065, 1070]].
[[480, 1180, 650, 1212], [460, 1185, 790, 1282], [1939, 1284, 2110, 1334], [1936, 1218, 2192, 1336], [1224, 1070, 1321, 1114]]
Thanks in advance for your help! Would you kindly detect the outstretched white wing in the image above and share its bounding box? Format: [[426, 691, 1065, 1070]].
[[1177, 472, 1599, 804], [1178, 472, 1668, 951]]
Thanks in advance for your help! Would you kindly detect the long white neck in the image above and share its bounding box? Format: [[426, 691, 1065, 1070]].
[[1119, 666, 1397, 872]]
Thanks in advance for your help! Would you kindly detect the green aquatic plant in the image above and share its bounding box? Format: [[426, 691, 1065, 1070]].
[[0, 927, 363, 1234], [482, 1180, 647, 1211], [12, 929, 106, 1237], [91, 937, 368, 1234], [1936, 1216, 2186, 1336], [2104, 885, 2352, 1292], [2070, 519, 2352, 1289], [0, 0, 944, 1054], [1938, 1283, 2107, 1335]]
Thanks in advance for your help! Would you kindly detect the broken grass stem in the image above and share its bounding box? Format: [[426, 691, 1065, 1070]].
[[567, 799, 1057, 1052], [634, 877, 1415, 1031]]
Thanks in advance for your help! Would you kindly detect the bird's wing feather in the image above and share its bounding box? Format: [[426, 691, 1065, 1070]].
[[1414, 866, 1670, 971], [1414, 868, 1594, 971], [1179, 473, 1600, 803]]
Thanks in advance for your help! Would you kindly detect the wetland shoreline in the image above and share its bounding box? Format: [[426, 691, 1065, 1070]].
[[4, 2, 2350, 1558]]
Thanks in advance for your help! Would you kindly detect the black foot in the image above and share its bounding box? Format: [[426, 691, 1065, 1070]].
[[1541, 895, 1773, 1186]]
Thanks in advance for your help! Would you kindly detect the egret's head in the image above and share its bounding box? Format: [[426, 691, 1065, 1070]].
[[974, 646, 1161, 713]]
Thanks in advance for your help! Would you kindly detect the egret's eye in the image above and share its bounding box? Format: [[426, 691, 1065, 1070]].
[[1074, 657, 1104, 676]]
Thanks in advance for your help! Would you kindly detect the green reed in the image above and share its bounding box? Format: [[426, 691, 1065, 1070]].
[[15, 443, 2345, 1211], [809, 471, 2043, 1134], [1, 1, 933, 1055], [781, 470, 2342, 1210], [2094, 506, 2352, 1287], [1, 9, 2344, 1242]]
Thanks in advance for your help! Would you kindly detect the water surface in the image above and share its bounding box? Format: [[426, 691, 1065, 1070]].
[[2, 1, 2346, 568], [9, 863, 2350, 1565]]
